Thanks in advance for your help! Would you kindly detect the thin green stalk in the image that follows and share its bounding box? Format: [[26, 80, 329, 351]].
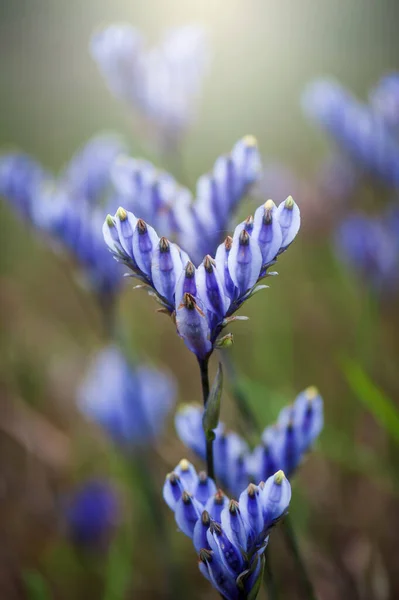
[[198, 357, 215, 480]]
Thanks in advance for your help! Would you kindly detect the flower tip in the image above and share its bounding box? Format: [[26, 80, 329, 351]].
[[199, 548, 212, 563], [239, 229, 250, 245], [137, 218, 147, 233], [105, 214, 115, 227], [204, 255, 214, 272], [305, 385, 319, 400], [284, 195, 295, 210], [201, 510, 211, 525], [274, 470, 286, 485], [159, 236, 170, 252], [178, 458, 191, 472], [264, 199, 276, 211], [116, 206, 128, 221], [243, 134, 258, 147], [224, 235, 233, 251], [247, 483, 258, 497]]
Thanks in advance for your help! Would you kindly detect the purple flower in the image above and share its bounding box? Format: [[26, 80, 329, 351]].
[[90, 24, 209, 151], [78, 345, 176, 446], [163, 459, 291, 600], [335, 208, 399, 293], [103, 188, 300, 360], [66, 479, 119, 547], [302, 77, 399, 188]]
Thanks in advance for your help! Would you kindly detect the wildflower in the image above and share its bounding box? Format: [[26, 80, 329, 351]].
[[66, 479, 119, 547], [90, 24, 209, 151], [0, 134, 126, 296], [110, 136, 262, 264], [302, 77, 399, 188], [103, 176, 300, 360], [163, 460, 291, 600], [335, 209, 399, 293], [78, 345, 176, 446], [175, 388, 323, 493], [249, 387, 324, 481]]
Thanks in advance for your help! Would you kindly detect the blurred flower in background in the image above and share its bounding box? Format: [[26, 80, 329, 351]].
[[90, 23, 210, 152], [0, 133, 128, 299], [65, 479, 119, 548], [78, 345, 176, 447]]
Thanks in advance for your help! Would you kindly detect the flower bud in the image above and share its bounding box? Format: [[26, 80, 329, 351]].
[[193, 510, 212, 552], [253, 199, 283, 265], [114, 206, 137, 258], [227, 227, 262, 297], [175, 458, 198, 493], [261, 470, 291, 531], [175, 491, 203, 538], [198, 548, 238, 600], [132, 218, 159, 277], [215, 236, 236, 301], [239, 483, 264, 537], [175, 293, 212, 359], [151, 237, 183, 305], [174, 260, 198, 305], [163, 472, 184, 510], [205, 489, 229, 523], [194, 472, 217, 506], [197, 255, 230, 319], [220, 499, 250, 551], [276, 196, 300, 250]]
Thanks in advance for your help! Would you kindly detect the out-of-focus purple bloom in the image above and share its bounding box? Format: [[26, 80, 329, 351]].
[[78, 345, 176, 446], [103, 144, 300, 360], [0, 153, 46, 218], [90, 23, 209, 150], [175, 388, 323, 495], [111, 136, 262, 264], [66, 479, 119, 547], [0, 134, 126, 295], [369, 73, 399, 130], [61, 133, 126, 205], [335, 208, 399, 293], [302, 77, 399, 188], [163, 459, 291, 600]]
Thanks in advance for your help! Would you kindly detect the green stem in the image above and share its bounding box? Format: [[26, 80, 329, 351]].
[[198, 357, 215, 480]]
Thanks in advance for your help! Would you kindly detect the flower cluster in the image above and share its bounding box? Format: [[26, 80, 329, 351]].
[[301, 76, 399, 188], [110, 136, 262, 263], [0, 134, 126, 296], [78, 345, 176, 446], [103, 173, 300, 359], [176, 387, 323, 496], [335, 207, 399, 293], [163, 459, 291, 599], [90, 24, 209, 150]]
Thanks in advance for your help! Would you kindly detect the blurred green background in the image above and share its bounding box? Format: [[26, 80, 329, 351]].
[[1, 1, 399, 599]]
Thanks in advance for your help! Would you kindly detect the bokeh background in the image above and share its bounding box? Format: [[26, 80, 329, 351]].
[[1, 1, 399, 599]]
